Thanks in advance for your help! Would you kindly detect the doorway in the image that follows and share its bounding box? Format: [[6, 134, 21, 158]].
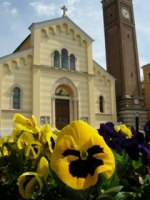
[[55, 99, 70, 129]]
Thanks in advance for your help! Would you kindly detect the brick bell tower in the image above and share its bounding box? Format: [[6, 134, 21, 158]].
[[101, 0, 147, 129]]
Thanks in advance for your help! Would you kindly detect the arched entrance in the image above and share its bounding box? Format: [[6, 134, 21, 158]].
[[51, 77, 78, 129], [55, 87, 70, 129]]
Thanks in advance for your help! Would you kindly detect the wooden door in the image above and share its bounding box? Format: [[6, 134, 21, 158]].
[[55, 99, 70, 130]]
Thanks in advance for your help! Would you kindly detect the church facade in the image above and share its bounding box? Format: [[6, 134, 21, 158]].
[[0, 14, 117, 135]]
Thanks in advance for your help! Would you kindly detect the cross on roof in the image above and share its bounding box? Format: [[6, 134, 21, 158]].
[[61, 5, 67, 17]]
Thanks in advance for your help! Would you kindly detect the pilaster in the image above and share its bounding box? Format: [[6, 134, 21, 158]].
[[32, 66, 40, 125], [0, 65, 2, 128], [88, 76, 95, 126], [32, 29, 41, 65], [87, 43, 93, 74], [110, 81, 117, 124]]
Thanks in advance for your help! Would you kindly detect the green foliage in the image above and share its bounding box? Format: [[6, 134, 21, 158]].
[[1, 116, 150, 200]]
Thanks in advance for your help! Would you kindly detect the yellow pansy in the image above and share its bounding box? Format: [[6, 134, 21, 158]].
[[17, 131, 34, 149], [114, 124, 132, 138], [40, 124, 57, 158], [0, 146, 9, 157], [40, 124, 53, 144], [13, 113, 40, 134], [11, 125, 23, 141], [0, 134, 9, 146], [0, 134, 10, 157], [25, 141, 43, 159], [52, 127, 60, 135], [18, 156, 49, 199], [50, 120, 115, 190]]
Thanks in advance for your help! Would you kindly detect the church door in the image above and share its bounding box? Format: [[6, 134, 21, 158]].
[[55, 99, 70, 130]]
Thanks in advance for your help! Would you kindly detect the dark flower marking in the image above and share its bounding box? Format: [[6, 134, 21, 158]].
[[62, 145, 104, 178], [31, 144, 38, 154], [50, 137, 55, 150], [23, 175, 34, 190]]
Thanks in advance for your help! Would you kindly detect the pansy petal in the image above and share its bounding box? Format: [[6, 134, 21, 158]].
[[17, 131, 34, 149], [18, 175, 29, 199], [36, 157, 49, 179], [51, 134, 78, 163], [18, 172, 37, 199], [25, 141, 42, 159], [56, 120, 99, 148], [25, 176, 43, 199], [13, 113, 40, 133], [93, 153, 115, 178]]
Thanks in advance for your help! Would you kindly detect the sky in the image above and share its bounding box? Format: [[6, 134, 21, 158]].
[[0, 0, 150, 79]]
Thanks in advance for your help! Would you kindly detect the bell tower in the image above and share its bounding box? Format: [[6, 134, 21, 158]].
[[101, 0, 147, 129]]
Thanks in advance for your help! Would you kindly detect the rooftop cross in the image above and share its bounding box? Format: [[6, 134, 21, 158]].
[[61, 5, 67, 17]]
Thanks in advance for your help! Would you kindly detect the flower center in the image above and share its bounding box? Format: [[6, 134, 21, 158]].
[[80, 150, 88, 160]]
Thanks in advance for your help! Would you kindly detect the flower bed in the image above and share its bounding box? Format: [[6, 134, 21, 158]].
[[0, 113, 150, 199]]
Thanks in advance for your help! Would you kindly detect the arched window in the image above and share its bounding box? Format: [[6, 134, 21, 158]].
[[99, 96, 104, 113], [54, 50, 59, 68], [61, 49, 68, 69], [13, 87, 20, 109], [70, 54, 75, 71]]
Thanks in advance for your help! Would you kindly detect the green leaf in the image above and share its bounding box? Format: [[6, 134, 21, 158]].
[[113, 192, 134, 200], [107, 172, 120, 189], [96, 194, 112, 200], [0, 157, 7, 167], [11, 158, 21, 172], [112, 150, 124, 162], [102, 186, 123, 197], [120, 179, 129, 188], [141, 183, 150, 199], [132, 156, 142, 169], [65, 186, 90, 200], [116, 156, 129, 178]]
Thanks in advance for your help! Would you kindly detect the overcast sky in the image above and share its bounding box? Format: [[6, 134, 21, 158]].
[[0, 0, 149, 78]]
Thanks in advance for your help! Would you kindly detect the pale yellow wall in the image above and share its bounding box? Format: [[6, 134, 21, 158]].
[[40, 35, 87, 72], [0, 63, 2, 128], [2, 58, 32, 111], [142, 64, 150, 120], [93, 63, 117, 128], [31, 21, 90, 73], [0, 52, 33, 135]]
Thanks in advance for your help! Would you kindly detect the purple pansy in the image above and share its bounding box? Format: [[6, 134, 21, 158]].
[[98, 122, 126, 154], [138, 144, 150, 166], [144, 121, 150, 142]]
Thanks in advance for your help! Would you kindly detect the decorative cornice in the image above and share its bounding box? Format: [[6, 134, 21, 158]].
[[123, 0, 132, 4], [32, 65, 95, 77], [101, 0, 132, 7], [101, 0, 114, 7], [1, 109, 32, 113]]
